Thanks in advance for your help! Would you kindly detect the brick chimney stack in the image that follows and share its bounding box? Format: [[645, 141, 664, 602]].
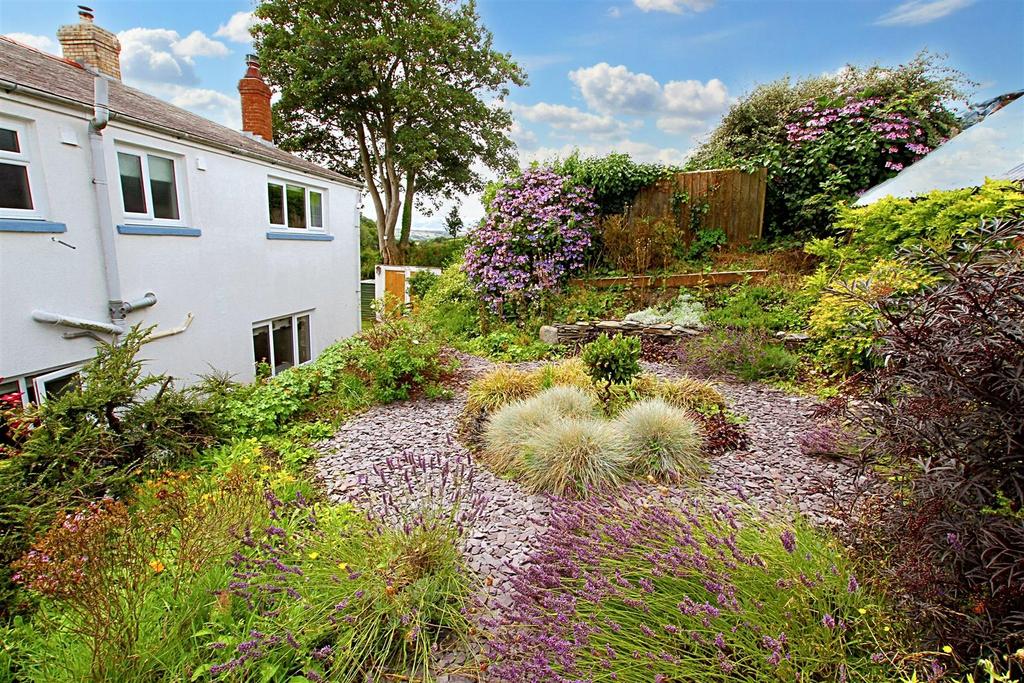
[[57, 6, 121, 80], [238, 55, 273, 142]]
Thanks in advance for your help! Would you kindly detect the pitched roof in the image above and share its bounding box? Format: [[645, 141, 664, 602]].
[[0, 36, 361, 188], [855, 95, 1024, 206]]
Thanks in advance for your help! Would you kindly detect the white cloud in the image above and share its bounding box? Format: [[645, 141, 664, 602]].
[[876, 0, 974, 26], [607, 6, 622, 18], [512, 102, 635, 136], [118, 27, 229, 86], [521, 140, 690, 167], [509, 120, 538, 147], [570, 62, 662, 115], [662, 77, 729, 115], [570, 63, 731, 120], [633, 0, 715, 14], [655, 115, 706, 134], [141, 82, 241, 130], [173, 30, 230, 59], [215, 11, 260, 44], [4, 32, 58, 54]]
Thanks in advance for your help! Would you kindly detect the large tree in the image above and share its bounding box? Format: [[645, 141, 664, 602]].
[[254, 0, 525, 264]]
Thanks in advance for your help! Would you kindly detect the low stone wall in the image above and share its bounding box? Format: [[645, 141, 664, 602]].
[[539, 320, 702, 345]]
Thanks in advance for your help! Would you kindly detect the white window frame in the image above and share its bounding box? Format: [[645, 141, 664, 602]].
[[252, 311, 314, 377], [32, 365, 84, 403], [0, 118, 43, 220], [116, 144, 186, 225], [1, 363, 85, 407], [266, 176, 326, 232]]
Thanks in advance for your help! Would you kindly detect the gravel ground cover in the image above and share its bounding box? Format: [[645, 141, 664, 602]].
[[314, 353, 870, 677]]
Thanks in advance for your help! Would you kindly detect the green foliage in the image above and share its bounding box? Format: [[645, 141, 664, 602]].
[[462, 328, 558, 363], [408, 269, 440, 301], [615, 399, 705, 481], [808, 259, 937, 376], [0, 327, 218, 619], [257, 0, 525, 261], [3, 465, 266, 681], [444, 205, 464, 238], [208, 339, 371, 438], [417, 261, 480, 339], [691, 329, 800, 382], [407, 236, 468, 269], [356, 316, 456, 403], [551, 152, 672, 215], [689, 52, 968, 237], [359, 215, 379, 279], [686, 226, 727, 261], [581, 334, 643, 389], [805, 180, 1024, 287], [702, 283, 807, 331]]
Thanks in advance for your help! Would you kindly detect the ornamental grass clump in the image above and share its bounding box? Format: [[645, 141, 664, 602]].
[[615, 399, 705, 482], [483, 387, 599, 475], [520, 418, 627, 496], [466, 366, 540, 415], [485, 488, 908, 681]]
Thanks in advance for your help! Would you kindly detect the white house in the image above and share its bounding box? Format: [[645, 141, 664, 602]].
[[0, 8, 363, 404]]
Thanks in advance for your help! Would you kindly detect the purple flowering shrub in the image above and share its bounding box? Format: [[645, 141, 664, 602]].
[[464, 168, 597, 316], [208, 451, 486, 681], [485, 488, 906, 681]]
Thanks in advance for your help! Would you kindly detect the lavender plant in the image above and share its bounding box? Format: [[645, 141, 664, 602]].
[[486, 488, 906, 681], [464, 168, 597, 316], [207, 450, 486, 681]]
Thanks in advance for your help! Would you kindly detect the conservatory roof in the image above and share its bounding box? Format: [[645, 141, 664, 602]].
[[855, 95, 1024, 206]]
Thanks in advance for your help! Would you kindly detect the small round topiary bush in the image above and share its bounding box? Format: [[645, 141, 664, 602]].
[[520, 418, 627, 497], [483, 386, 598, 475], [615, 398, 705, 481]]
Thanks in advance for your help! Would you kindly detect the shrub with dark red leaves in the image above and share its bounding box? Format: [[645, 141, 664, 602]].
[[843, 217, 1024, 657]]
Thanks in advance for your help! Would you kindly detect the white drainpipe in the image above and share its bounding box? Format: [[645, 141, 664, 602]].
[[86, 69, 131, 329]]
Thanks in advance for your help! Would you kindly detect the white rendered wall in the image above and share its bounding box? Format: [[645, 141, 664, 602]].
[[0, 91, 361, 388]]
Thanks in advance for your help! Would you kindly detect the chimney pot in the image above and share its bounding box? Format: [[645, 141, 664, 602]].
[[58, 6, 121, 79], [238, 55, 273, 142]]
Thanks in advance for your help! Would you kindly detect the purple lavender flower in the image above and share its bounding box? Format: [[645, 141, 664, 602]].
[[847, 575, 859, 593], [822, 613, 836, 629], [780, 530, 796, 554]]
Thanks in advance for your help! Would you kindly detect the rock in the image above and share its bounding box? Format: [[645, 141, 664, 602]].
[[539, 325, 559, 345]]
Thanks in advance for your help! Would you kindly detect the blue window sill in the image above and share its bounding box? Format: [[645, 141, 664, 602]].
[[0, 219, 67, 233], [117, 224, 202, 237], [266, 230, 334, 241]]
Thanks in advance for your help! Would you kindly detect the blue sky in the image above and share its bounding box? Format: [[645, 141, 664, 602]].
[[2, 0, 1022, 228]]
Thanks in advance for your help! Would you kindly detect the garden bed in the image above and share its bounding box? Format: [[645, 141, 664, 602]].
[[313, 353, 870, 677]]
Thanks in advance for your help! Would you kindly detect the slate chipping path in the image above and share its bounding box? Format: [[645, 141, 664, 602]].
[[313, 354, 867, 675]]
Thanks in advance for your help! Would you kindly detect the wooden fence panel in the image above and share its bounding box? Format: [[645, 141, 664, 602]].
[[629, 167, 766, 245]]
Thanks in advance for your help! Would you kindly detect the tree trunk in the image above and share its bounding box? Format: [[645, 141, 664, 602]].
[[398, 169, 416, 263]]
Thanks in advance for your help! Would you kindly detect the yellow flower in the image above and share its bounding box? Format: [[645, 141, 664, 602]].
[[149, 560, 165, 573], [308, 552, 319, 560], [261, 465, 271, 472], [337, 562, 349, 571], [883, 626, 890, 632], [857, 608, 866, 615], [942, 645, 953, 654]]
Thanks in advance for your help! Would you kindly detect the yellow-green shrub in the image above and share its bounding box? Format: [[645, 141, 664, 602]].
[[808, 259, 937, 375]]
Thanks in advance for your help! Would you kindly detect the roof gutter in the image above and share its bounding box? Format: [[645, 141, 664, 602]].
[[0, 77, 364, 190]]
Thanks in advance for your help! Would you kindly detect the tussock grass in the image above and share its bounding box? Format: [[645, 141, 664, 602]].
[[520, 418, 627, 496], [616, 398, 705, 481]]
